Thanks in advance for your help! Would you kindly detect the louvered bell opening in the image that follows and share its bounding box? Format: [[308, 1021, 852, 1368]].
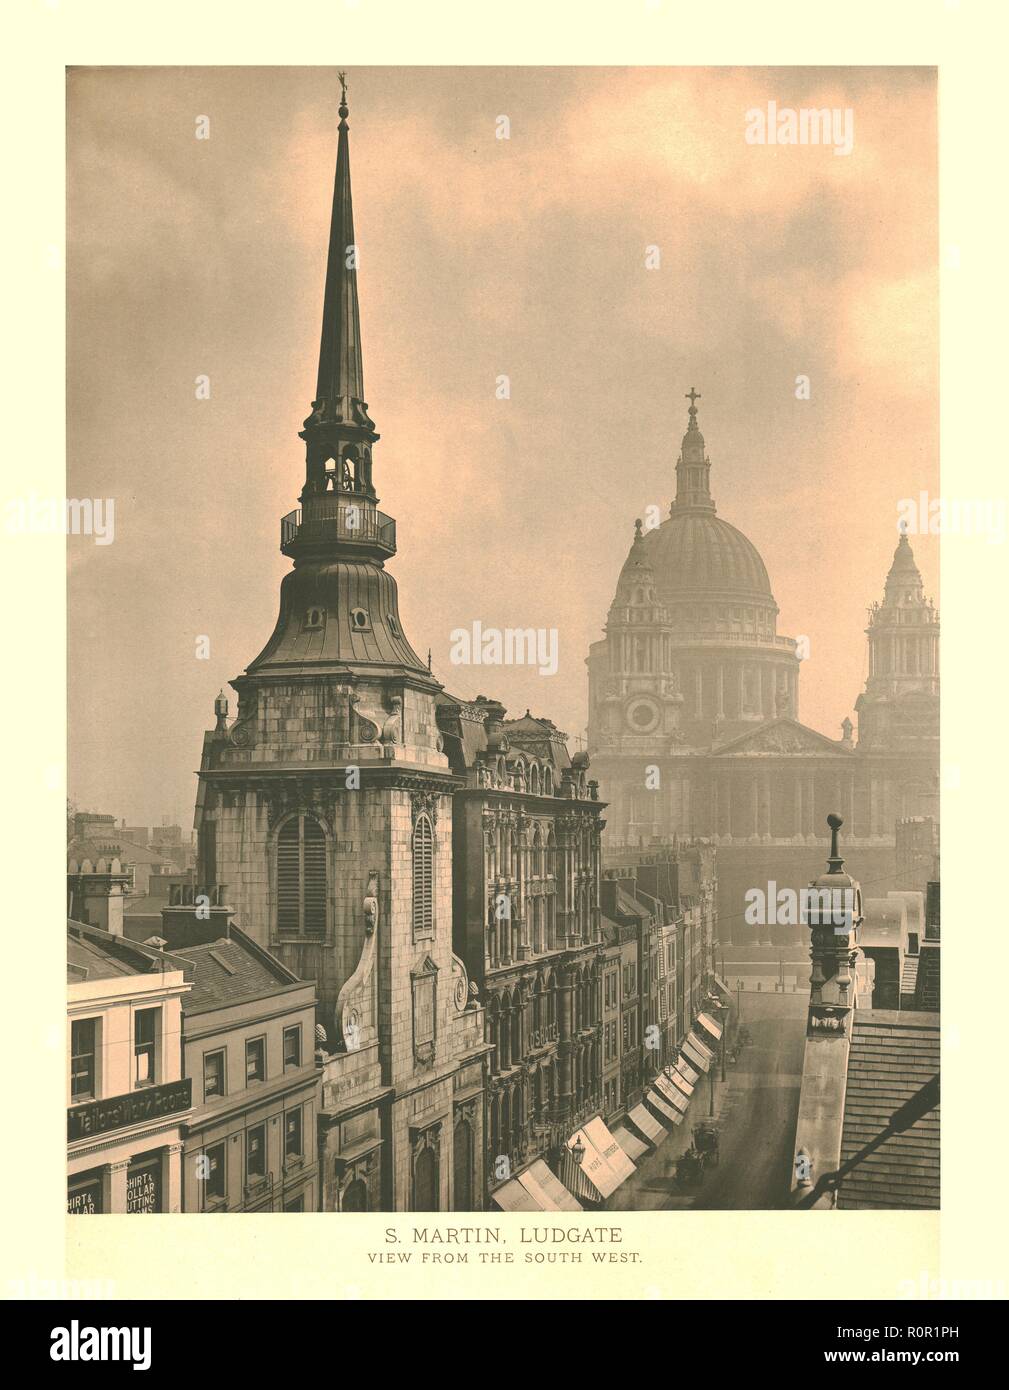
[[277, 818, 301, 937], [302, 816, 327, 938], [412, 814, 434, 936], [277, 814, 328, 939]]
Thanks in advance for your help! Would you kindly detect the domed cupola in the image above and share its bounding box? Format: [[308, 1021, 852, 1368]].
[[608, 518, 665, 625]]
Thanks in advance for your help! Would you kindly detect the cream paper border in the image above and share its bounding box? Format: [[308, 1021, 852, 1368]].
[[2, 0, 1004, 1302]]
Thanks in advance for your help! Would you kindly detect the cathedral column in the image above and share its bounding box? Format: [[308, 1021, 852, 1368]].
[[694, 668, 703, 718], [750, 776, 759, 840], [737, 667, 744, 718], [716, 665, 724, 718], [760, 772, 772, 838], [806, 771, 816, 837], [794, 773, 803, 839]]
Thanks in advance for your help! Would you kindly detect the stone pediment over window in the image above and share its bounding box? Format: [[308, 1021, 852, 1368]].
[[712, 718, 852, 759], [411, 955, 438, 1067]]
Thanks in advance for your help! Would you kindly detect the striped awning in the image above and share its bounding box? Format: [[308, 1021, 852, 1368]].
[[559, 1145, 600, 1205], [653, 1071, 690, 1112], [613, 1123, 649, 1164], [665, 1065, 694, 1098], [647, 1089, 684, 1126], [681, 1036, 712, 1073], [627, 1102, 667, 1147], [674, 1056, 700, 1087], [696, 1011, 723, 1042]]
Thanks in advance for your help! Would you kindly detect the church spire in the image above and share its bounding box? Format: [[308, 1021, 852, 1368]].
[[299, 73, 379, 504], [672, 386, 716, 513]]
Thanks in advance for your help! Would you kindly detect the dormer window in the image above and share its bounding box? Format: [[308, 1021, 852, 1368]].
[[304, 607, 325, 630], [350, 607, 371, 632]]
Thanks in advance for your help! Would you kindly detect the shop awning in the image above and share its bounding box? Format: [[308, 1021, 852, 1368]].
[[559, 1145, 603, 1205], [613, 1123, 649, 1164], [653, 1072, 690, 1112], [681, 1036, 711, 1073], [491, 1178, 541, 1212], [583, 1115, 636, 1186], [567, 1124, 625, 1200], [517, 1158, 581, 1212], [688, 1030, 716, 1064], [696, 1010, 723, 1042], [675, 1055, 701, 1085], [647, 1089, 685, 1126], [711, 972, 733, 1000], [664, 1065, 695, 1098], [627, 1102, 667, 1147]]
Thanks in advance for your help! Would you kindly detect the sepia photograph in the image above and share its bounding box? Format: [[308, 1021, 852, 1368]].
[[64, 62, 940, 1220], [2, 0, 1006, 1343]]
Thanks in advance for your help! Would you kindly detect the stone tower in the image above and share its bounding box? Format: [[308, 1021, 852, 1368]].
[[194, 83, 486, 1210], [856, 528, 940, 755]]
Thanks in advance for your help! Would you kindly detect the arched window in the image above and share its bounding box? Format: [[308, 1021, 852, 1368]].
[[276, 814, 327, 938], [342, 1178, 368, 1212], [412, 813, 434, 938], [453, 1119, 474, 1212], [413, 1143, 439, 1212]]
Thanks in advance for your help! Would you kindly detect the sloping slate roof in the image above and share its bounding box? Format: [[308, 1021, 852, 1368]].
[[837, 1012, 939, 1210], [178, 937, 295, 1014], [67, 932, 141, 980]]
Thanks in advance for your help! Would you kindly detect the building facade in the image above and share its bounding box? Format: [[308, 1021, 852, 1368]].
[[191, 87, 488, 1213], [67, 921, 193, 1214], [148, 904, 322, 1214], [439, 695, 606, 1203]]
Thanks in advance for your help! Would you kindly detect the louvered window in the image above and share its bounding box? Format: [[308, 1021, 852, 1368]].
[[277, 814, 327, 938], [412, 813, 434, 938]]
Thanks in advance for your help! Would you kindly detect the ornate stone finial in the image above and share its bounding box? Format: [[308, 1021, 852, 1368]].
[[338, 71, 348, 122], [214, 689, 229, 733], [685, 386, 701, 427], [634, 517, 643, 539]]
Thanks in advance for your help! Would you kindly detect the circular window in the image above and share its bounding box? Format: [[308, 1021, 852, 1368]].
[[350, 607, 371, 631], [625, 698, 660, 733]]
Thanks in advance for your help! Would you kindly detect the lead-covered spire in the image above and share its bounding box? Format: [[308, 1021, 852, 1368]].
[[300, 74, 379, 503]]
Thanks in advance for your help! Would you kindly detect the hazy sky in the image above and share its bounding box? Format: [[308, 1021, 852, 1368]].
[[68, 65, 937, 827]]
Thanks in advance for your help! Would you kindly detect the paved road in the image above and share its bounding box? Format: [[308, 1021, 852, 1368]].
[[610, 992, 807, 1212], [692, 992, 806, 1210]]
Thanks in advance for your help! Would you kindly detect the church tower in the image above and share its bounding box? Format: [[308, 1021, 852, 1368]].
[[194, 82, 487, 1212], [855, 528, 939, 754]]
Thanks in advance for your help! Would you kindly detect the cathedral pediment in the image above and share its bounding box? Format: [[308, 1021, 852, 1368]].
[[712, 718, 851, 758]]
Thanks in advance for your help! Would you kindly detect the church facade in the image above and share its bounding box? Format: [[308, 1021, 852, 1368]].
[[588, 392, 939, 939]]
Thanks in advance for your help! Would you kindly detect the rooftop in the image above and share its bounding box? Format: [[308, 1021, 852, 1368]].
[[837, 1010, 939, 1210]]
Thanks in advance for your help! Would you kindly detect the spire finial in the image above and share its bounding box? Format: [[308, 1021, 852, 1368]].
[[338, 71, 348, 123], [685, 386, 701, 428], [634, 517, 643, 539]]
